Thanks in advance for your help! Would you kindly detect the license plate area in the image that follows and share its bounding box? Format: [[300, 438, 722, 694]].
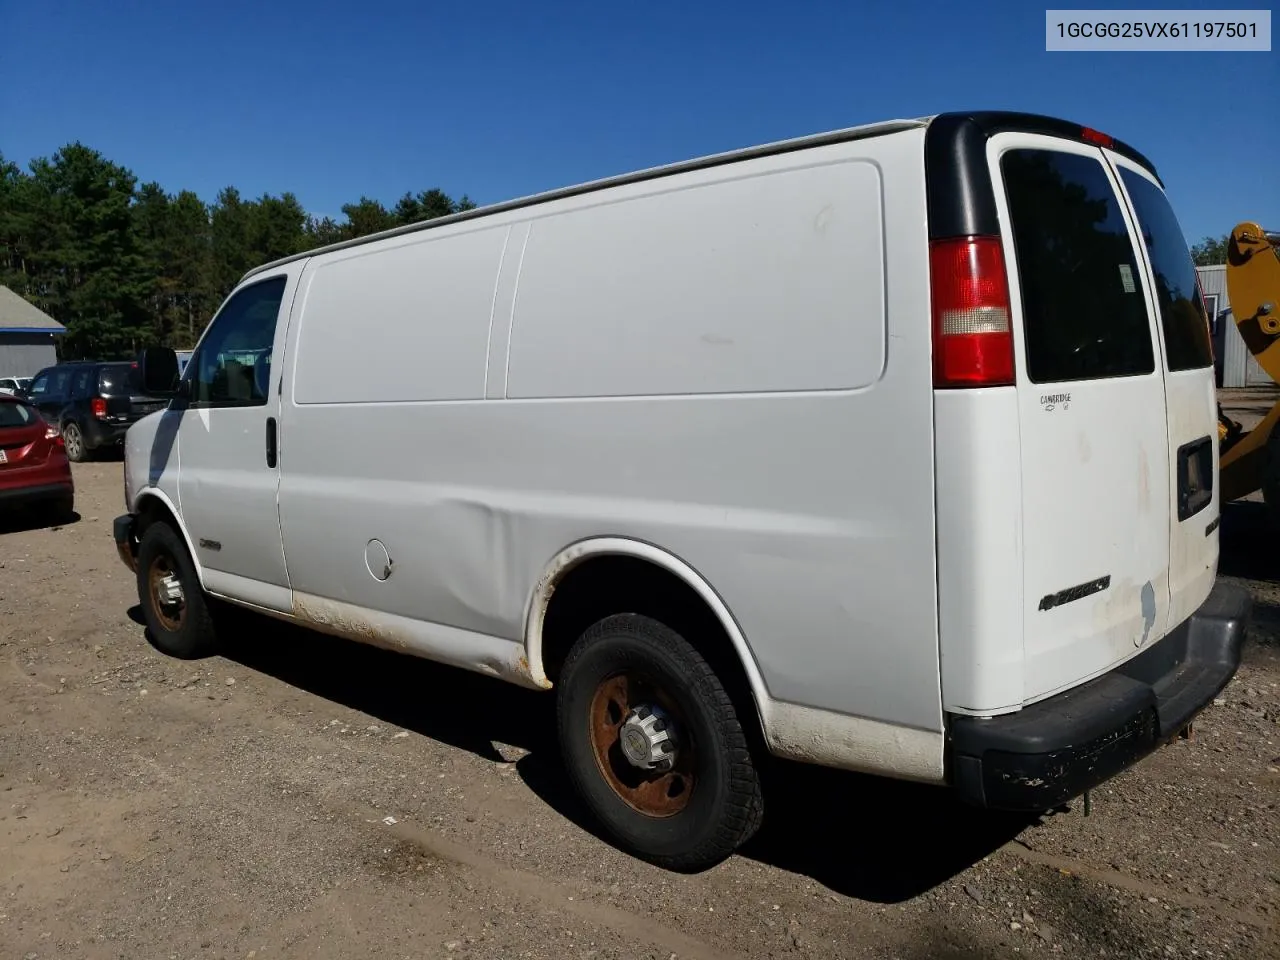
[[1177, 436, 1213, 522]]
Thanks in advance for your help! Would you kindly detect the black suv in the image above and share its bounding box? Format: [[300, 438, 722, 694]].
[[26, 361, 169, 461]]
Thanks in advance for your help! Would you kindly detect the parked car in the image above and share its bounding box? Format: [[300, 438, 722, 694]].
[[0, 377, 32, 398], [114, 110, 1250, 871], [0, 394, 74, 521], [26, 361, 169, 462]]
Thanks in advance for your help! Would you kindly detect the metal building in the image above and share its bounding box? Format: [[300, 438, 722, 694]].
[[1200, 264, 1270, 388], [0, 285, 64, 378]]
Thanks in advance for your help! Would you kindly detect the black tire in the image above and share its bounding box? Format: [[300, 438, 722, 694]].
[[135, 520, 219, 659], [62, 421, 87, 462], [557, 613, 764, 871]]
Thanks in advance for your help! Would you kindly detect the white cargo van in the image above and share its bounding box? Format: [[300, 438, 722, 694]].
[[114, 111, 1250, 870]]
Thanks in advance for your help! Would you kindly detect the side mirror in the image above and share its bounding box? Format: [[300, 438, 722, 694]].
[[138, 346, 180, 396]]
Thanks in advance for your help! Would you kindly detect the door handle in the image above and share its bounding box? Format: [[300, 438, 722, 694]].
[[265, 417, 277, 468]]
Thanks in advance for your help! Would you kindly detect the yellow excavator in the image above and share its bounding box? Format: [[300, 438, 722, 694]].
[[1217, 221, 1280, 520]]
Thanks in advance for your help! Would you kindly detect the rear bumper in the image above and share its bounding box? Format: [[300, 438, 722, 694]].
[[85, 418, 131, 449], [0, 480, 74, 507], [113, 513, 139, 573], [947, 580, 1251, 811]]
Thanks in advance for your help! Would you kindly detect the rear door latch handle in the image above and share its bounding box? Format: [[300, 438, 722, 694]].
[[265, 417, 277, 468]]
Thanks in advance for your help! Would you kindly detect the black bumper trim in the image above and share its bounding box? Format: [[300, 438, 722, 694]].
[[113, 513, 136, 548], [113, 513, 139, 572], [0, 482, 74, 505], [948, 580, 1251, 811], [84, 419, 130, 450]]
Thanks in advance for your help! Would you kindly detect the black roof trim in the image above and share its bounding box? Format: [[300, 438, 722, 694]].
[[924, 111, 1162, 241]]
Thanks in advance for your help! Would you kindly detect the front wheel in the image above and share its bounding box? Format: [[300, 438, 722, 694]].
[[556, 613, 764, 871], [135, 521, 219, 659]]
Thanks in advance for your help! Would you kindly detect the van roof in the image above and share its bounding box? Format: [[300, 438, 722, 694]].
[[241, 110, 1158, 284]]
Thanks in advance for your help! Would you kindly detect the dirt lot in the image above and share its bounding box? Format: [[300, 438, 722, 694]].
[[2, 427, 1278, 959]]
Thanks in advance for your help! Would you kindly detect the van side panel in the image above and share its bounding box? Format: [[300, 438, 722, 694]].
[[507, 160, 886, 398], [292, 224, 510, 405], [276, 128, 943, 736]]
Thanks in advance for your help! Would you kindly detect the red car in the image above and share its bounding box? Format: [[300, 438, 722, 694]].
[[0, 394, 74, 522]]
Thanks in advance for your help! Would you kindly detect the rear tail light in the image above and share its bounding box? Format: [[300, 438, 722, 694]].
[[91, 397, 108, 419], [930, 236, 1016, 388], [1080, 127, 1115, 148], [45, 424, 60, 441]]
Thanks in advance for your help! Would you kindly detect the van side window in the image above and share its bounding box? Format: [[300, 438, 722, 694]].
[[1118, 169, 1213, 372], [1001, 149, 1155, 384], [28, 373, 48, 396], [189, 277, 287, 407]]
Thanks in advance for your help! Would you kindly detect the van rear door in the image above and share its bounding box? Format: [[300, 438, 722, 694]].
[[989, 135, 1174, 703], [1106, 154, 1219, 631]]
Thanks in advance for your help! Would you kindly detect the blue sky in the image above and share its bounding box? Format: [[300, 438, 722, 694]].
[[2, 0, 1276, 244]]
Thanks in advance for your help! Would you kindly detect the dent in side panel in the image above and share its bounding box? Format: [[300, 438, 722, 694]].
[[934, 388, 1026, 714]]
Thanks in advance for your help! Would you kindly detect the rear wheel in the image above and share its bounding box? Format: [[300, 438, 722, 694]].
[[557, 613, 764, 871], [135, 521, 219, 659], [62, 421, 87, 462]]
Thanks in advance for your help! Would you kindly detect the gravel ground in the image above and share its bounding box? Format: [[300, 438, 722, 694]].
[[1, 439, 1277, 960]]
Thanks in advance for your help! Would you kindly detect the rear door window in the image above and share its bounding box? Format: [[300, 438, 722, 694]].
[[98, 363, 140, 395], [1117, 169, 1213, 372], [0, 401, 35, 427], [1000, 149, 1155, 384]]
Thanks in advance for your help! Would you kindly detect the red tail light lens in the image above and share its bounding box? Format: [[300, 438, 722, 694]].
[[930, 236, 1016, 388], [1080, 127, 1114, 148], [45, 424, 60, 441], [91, 397, 108, 419]]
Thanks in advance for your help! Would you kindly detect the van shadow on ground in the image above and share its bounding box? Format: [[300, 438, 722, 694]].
[[127, 604, 1035, 902], [1218, 499, 1280, 645], [1219, 499, 1280, 583]]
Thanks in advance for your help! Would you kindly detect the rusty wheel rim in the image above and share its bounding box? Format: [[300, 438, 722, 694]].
[[147, 554, 185, 633], [588, 673, 695, 818]]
